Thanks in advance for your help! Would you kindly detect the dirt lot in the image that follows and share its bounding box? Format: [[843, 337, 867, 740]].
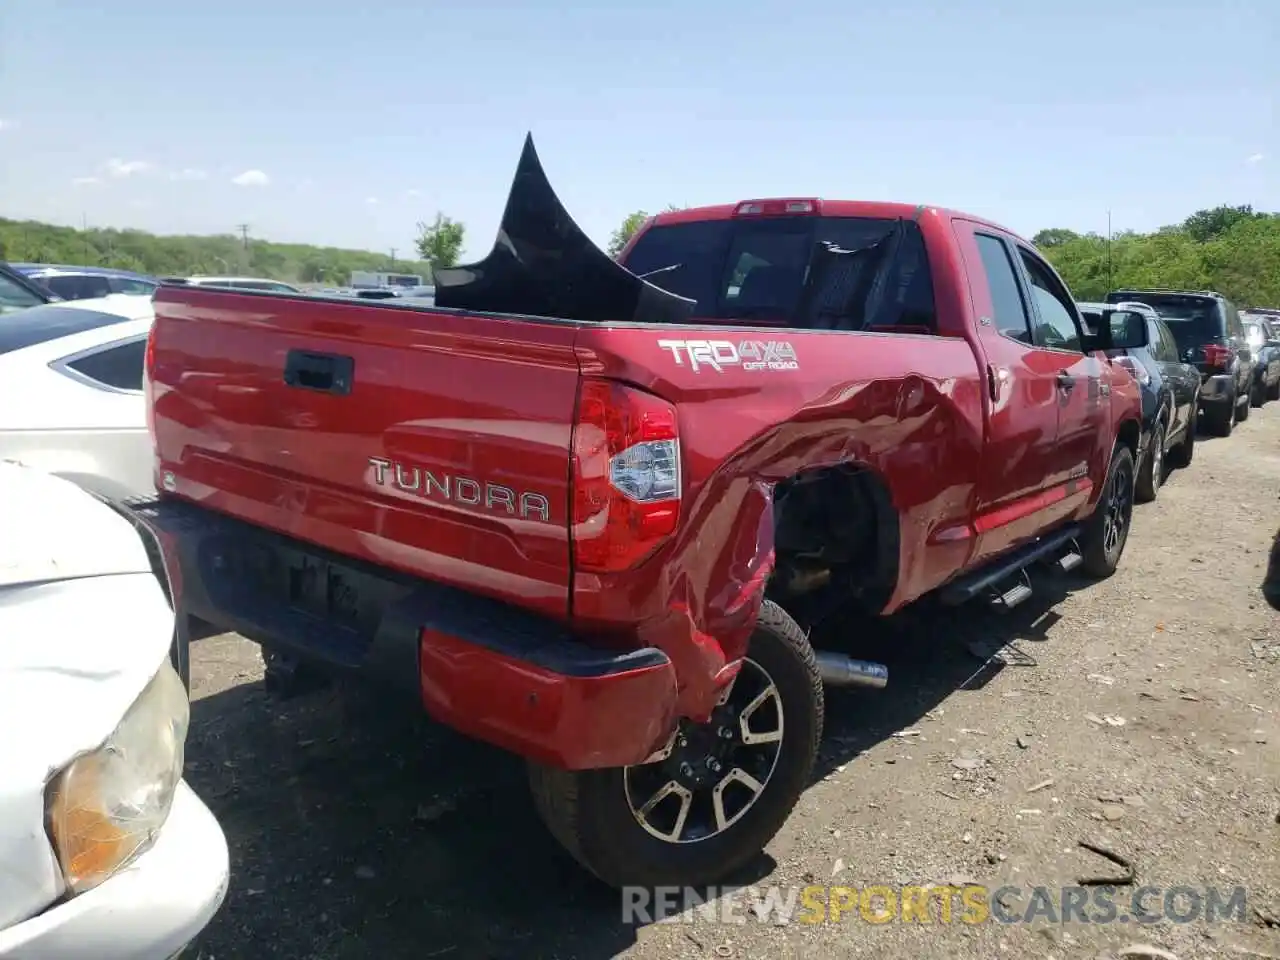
[[187, 408, 1280, 960]]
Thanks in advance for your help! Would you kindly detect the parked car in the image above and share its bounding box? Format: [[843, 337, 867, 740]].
[[1077, 300, 1201, 501], [0, 296, 154, 499], [11, 263, 158, 300], [1243, 315, 1280, 404], [1105, 288, 1254, 436], [162, 275, 302, 294], [0, 262, 57, 312], [0, 462, 228, 959], [124, 135, 1147, 890]]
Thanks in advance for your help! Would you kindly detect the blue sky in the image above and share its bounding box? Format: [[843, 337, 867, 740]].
[[1, 0, 1274, 261]]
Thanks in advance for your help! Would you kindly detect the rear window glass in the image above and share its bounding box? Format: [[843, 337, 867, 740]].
[[0, 304, 134, 355], [1106, 293, 1222, 343], [622, 216, 937, 332]]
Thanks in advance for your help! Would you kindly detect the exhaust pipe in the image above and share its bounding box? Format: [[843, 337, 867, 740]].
[[815, 652, 889, 689]]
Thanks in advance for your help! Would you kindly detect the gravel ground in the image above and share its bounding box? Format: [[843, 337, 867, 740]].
[[187, 407, 1280, 960]]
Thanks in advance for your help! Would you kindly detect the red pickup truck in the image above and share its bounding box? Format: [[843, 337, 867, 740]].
[[131, 136, 1149, 889]]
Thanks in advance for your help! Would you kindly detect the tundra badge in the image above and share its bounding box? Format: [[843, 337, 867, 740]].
[[367, 457, 551, 522]]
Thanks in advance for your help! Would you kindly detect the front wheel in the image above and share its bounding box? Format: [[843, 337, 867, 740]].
[[1079, 444, 1135, 578], [1267, 379, 1280, 402], [527, 599, 824, 889]]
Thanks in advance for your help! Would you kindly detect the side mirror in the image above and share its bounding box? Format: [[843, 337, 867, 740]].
[[1103, 309, 1149, 350]]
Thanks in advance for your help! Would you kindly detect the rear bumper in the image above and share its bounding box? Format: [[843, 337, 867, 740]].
[[119, 496, 679, 770]]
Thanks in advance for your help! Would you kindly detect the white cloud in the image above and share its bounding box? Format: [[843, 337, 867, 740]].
[[231, 169, 270, 187], [365, 196, 379, 205], [170, 167, 208, 181], [405, 188, 421, 198], [71, 176, 101, 186], [0, 119, 10, 132], [1246, 152, 1265, 164], [105, 158, 153, 178]]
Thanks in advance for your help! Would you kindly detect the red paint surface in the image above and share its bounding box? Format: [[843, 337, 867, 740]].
[[148, 200, 1142, 768], [417, 629, 679, 769]]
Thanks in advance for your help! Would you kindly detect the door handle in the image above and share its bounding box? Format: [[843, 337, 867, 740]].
[[1056, 372, 1075, 392], [283, 350, 355, 395]]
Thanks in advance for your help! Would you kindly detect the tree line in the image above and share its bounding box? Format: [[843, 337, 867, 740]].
[[3, 203, 1275, 307]]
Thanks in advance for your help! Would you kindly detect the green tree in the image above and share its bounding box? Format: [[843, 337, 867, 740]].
[[1181, 205, 1266, 244], [608, 211, 650, 258], [1032, 228, 1081, 249], [607, 205, 683, 258], [414, 213, 465, 272]]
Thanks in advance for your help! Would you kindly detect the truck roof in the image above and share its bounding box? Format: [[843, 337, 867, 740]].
[[649, 199, 1021, 239]]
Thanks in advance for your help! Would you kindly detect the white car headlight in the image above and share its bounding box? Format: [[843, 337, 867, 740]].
[[44, 659, 189, 894]]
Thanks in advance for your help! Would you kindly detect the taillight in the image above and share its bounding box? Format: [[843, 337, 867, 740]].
[[1113, 355, 1151, 386], [1202, 343, 1232, 368], [571, 379, 681, 573], [143, 327, 157, 444]]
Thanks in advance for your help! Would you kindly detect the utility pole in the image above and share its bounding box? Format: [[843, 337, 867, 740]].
[[389, 247, 397, 266], [235, 223, 251, 272]]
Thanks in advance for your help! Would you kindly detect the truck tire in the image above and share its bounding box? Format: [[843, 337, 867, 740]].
[[1268, 379, 1280, 402], [1165, 406, 1196, 469], [1134, 415, 1166, 503], [527, 599, 823, 889], [1237, 388, 1251, 421], [1079, 444, 1135, 579]]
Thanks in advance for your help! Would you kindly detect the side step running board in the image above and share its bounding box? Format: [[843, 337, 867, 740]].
[[939, 524, 1082, 606]]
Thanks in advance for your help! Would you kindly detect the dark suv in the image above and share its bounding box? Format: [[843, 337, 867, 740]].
[[1106, 289, 1254, 436]]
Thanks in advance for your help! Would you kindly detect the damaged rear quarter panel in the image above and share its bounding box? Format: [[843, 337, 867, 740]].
[[571, 325, 986, 720]]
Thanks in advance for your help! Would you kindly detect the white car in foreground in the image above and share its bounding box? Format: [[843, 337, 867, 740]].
[[0, 462, 228, 958], [0, 295, 155, 499]]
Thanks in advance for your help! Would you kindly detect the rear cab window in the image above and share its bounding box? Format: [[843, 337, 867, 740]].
[[621, 215, 938, 333]]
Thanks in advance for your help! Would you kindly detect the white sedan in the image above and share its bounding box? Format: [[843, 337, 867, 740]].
[[0, 295, 155, 499], [0, 462, 228, 958]]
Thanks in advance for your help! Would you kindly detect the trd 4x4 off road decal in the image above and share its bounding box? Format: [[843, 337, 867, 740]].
[[657, 339, 799, 373]]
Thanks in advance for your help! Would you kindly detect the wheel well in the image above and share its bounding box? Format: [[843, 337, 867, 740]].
[[767, 463, 900, 617], [1116, 418, 1141, 458]]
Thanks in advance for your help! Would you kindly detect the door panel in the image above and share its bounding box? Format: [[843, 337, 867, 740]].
[[953, 221, 1076, 565], [1012, 244, 1109, 501]]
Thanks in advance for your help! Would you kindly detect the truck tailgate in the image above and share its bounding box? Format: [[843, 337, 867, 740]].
[[147, 288, 580, 617]]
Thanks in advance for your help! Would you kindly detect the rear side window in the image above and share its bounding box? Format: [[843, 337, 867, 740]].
[[43, 274, 114, 301], [974, 234, 1032, 343], [622, 216, 937, 332], [63, 338, 146, 391]]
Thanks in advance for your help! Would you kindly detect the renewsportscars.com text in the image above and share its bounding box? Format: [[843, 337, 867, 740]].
[[622, 884, 1249, 926]]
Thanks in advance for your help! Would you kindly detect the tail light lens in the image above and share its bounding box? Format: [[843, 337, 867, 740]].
[[572, 379, 681, 573], [143, 327, 158, 444], [1202, 343, 1232, 368], [1113, 355, 1150, 386]]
